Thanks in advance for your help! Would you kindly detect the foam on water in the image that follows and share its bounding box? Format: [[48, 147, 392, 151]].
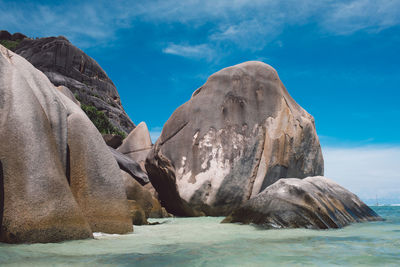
[[0, 206, 399, 266]]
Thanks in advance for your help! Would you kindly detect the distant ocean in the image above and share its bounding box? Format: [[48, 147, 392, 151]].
[[0, 206, 399, 266]]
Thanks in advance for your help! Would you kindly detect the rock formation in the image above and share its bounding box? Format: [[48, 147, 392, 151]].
[[222, 176, 382, 229], [118, 122, 153, 172], [0, 30, 134, 135], [0, 44, 132, 243], [146, 61, 324, 216]]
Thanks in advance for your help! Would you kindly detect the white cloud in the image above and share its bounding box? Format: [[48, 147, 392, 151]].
[[163, 43, 215, 60], [323, 145, 400, 204]]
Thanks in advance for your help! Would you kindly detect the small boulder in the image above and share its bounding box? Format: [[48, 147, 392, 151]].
[[222, 176, 382, 229], [118, 122, 153, 172]]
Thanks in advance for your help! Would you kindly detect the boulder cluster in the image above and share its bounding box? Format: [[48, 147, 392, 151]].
[[0, 44, 167, 244], [0, 34, 381, 244]]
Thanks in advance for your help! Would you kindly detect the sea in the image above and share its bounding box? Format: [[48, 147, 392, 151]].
[[0, 206, 399, 266]]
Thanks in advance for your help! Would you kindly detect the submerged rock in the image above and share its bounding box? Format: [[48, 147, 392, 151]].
[[0, 45, 132, 243], [222, 176, 382, 229], [146, 61, 323, 216]]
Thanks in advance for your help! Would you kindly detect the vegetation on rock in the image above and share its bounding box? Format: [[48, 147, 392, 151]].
[[0, 40, 20, 50], [81, 103, 126, 138]]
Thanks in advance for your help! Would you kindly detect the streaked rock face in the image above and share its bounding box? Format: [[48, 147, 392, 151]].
[[222, 176, 382, 229], [146, 61, 323, 216], [0, 45, 132, 243]]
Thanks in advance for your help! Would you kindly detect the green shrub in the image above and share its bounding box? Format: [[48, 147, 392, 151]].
[[0, 40, 20, 51], [81, 103, 126, 138]]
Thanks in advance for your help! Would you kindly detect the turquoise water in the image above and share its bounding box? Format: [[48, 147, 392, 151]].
[[0, 206, 399, 266]]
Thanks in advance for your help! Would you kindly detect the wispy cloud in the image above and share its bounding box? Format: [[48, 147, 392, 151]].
[[1, 0, 399, 50], [323, 145, 400, 204], [323, 0, 400, 35], [163, 43, 215, 60]]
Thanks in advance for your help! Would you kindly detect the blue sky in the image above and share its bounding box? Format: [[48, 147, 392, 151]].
[[1, 0, 399, 203]]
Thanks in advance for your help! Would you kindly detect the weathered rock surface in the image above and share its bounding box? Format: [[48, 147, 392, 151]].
[[0, 46, 92, 243], [146, 61, 324, 216], [118, 122, 153, 172], [110, 147, 149, 185], [1, 30, 135, 135], [222, 176, 382, 229], [0, 45, 132, 243]]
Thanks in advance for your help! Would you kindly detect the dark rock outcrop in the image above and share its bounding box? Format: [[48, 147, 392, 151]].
[[222, 176, 382, 229], [103, 134, 123, 149], [0, 31, 26, 41], [0, 30, 12, 40], [0, 30, 134, 135], [0, 44, 132, 243], [146, 61, 323, 216]]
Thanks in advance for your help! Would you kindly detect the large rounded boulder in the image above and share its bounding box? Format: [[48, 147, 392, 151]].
[[0, 45, 132, 243], [146, 61, 324, 216], [222, 176, 382, 229]]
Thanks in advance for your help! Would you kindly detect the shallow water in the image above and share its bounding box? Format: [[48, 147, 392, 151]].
[[0, 206, 399, 266]]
